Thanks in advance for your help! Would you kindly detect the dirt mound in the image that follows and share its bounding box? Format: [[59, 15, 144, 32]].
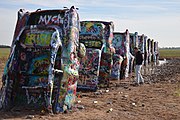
[[144, 58, 180, 84]]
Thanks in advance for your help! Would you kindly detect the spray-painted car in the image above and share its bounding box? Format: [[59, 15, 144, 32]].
[[143, 35, 148, 66], [0, 6, 84, 113], [98, 21, 115, 87], [150, 39, 155, 62], [154, 41, 159, 63], [78, 21, 114, 89], [129, 32, 138, 73], [138, 34, 145, 54], [150, 39, 158, 63], [129, 32, 138, 56], [147, 38, 152, 64], [112, 29, 132, 80], [138, 34, 146, 66], [111, 34, 124, 80]]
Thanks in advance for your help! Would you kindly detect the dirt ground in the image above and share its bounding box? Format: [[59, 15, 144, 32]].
[[0, 58, 180, 120]]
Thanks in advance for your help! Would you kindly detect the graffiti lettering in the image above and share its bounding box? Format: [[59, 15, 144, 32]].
[[78, 49, 100, 88], [79, 35, 103, 41], [81, 22, 103, 35], [25, 32, 52, 46], [32, 58, 49, 74], [38, 14, 63, 25], [80, 40, 102, 48]]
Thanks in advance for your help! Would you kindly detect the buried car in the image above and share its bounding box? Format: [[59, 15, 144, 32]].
[[112, 29, 134, 80], [0, 6, 84, 113], [78, 21, 114, 90]]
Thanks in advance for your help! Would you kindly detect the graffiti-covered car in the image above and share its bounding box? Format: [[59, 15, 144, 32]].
[[154, 41, 159, 63], [0, 6, 84, 113], [78, 21, 114, 90], [147, 38, 152, 64], [150, 39, 155, 62], [129, 32, 138, 72], [112, 29, 133, 79]]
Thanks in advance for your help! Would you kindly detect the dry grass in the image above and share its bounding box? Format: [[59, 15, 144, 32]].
[[0, 48, 10, 58], [159, 48, 180, 59]]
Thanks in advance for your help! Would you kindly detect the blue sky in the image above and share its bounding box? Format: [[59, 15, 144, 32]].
[[0, 0, 180, 47]]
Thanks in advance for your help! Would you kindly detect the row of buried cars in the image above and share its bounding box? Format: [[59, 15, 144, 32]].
[[0, 6, 159, 113]]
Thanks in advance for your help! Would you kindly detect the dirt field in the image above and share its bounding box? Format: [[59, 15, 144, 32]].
[[0, 58, 180, 120]]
